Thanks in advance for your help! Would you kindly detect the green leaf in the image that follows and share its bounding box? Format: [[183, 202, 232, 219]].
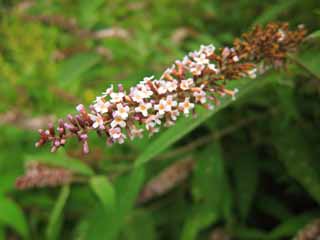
[[57, 52, 101, 88], [26, 150, 94, 176], [0, 196, 29, 238], [46, 185, 70, 240], [305, 30, 320, 41], [180, 206, 218, 240], [120, 210, 156, 240], [0, 226, 4, 240], [233, 226, 269, 240], [87, 167, 145, 240], [181, 144, 230, 240], [0, 173, 18, 194], [233, 154, 259, 221], [256, 195, 292, 221], [89, 175, 115, 209], [135, 76, 271, 167], [268, 211, 319, 239], [274, 129, 320, 204]]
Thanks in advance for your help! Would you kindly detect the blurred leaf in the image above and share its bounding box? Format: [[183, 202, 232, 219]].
[[0, 196, 29, 238], [0, 173, 18, 194], [0, 226, 4, 240], [274, 129, 320, 203], [233, 155, 259, 221], [46, 185, 70, 240], [181, 144, 229, 240], [268, 211, 319, 239], [253, 0, 299, 25], [135, 76, 272, 167], [120, 210, 156, 240], [57, 53, 101, 89], [181, 206, 218, 240], [233, 226, 269, 240], [87, 167, 145, 240], [89, 175, 115, 209], [305, 30, 320, 41], [26, 151, 94, 176], [256, 195, 292, 221]]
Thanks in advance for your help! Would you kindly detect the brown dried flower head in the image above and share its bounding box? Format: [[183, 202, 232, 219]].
[[15, 161, 73, 189]]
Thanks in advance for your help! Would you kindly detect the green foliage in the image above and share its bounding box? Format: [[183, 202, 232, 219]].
[[0, 0, 319, 239], [46, 186, 70, 240], [0, 196, 29, 238]]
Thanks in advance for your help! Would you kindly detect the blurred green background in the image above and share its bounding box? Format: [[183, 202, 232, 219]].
[[0, 0, 319, 239]]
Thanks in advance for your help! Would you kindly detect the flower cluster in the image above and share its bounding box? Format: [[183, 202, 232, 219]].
[[35, 23, 306, 154]]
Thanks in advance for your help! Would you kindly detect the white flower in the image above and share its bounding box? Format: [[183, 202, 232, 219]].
[[179, 98, 195, 115], [102, 85, 114, 96], [141, 75, 154, 84], [135, 102, 152, 117], [200, 44, 215, 56], [171, 109, 180, 121], [130, 89, 144, 103], [165, 95, 177, 109], [154, 98, 172, 115], [247, 68, 257, 79], [194, 90, 207, 104], [208, 63, 219, 73], [110, 92, 125, 103], [130, 85, 153, 103], [115, 103, 130, 119], [190, 63, 205, 76], [109, 127, 126, 144], [232, 88, 239, 100], [166, 80, 178, 92], [89, 114, 105, 129], [76, 104, 85, 112], [193, 53, 209, 65], [156, 80, 168, 95], [93, 100, 110, 114], [180, 78, 194, 90], [278, 29, 286, 42], [111, 114, 126, 128], [233, 55, 240, 62]]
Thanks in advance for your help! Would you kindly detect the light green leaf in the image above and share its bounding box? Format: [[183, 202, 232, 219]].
[[89, 176, 115, 209], [58, 52, 101, 88], [0, 196, 29, 238], [268, 211, 319, 239], [305, 30, 320, 41], [46, 185, 70, 240], [135, 76, 271, 167], [26, 150, 94, 176]]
